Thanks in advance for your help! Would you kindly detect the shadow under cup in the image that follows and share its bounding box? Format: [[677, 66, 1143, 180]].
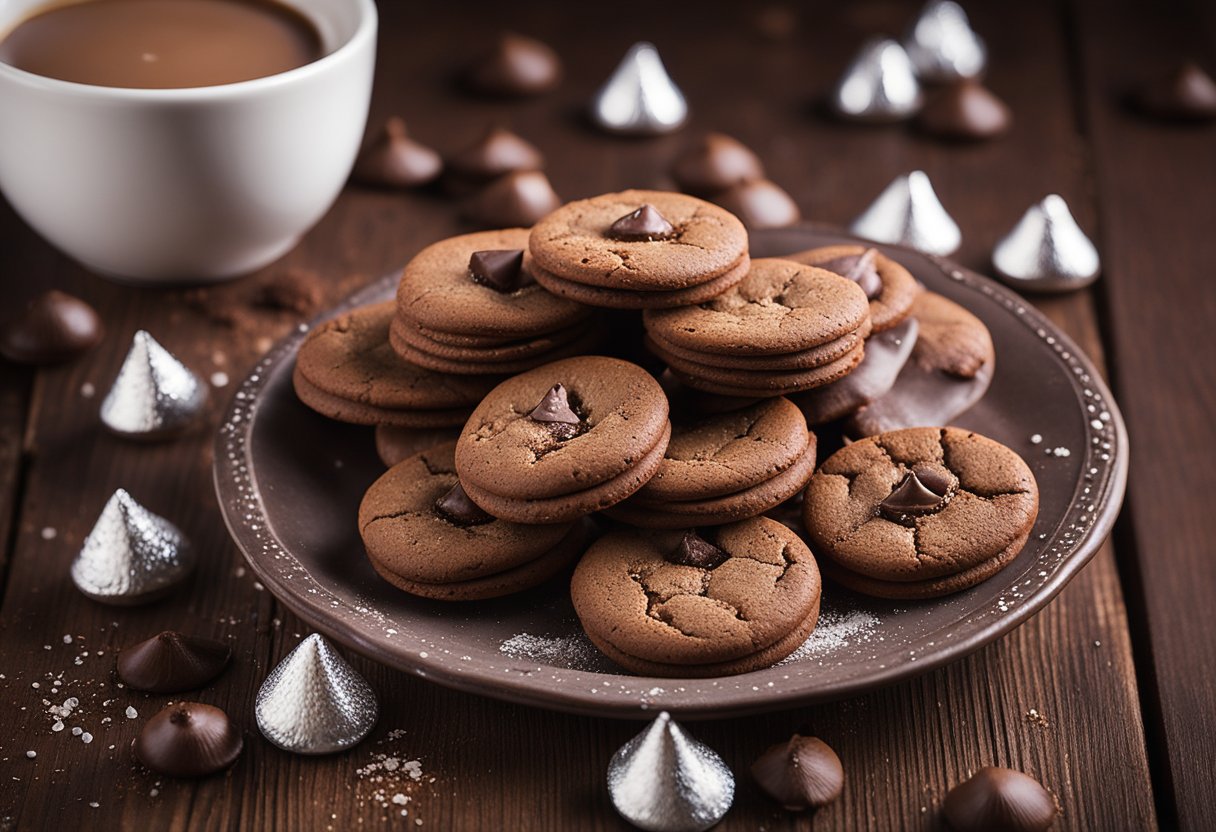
[[0, 0, 378, 285]]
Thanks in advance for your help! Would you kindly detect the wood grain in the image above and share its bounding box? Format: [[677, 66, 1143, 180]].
[[0, 0, 1182, 829]]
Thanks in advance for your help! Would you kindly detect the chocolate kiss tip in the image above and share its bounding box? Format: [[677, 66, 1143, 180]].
[[880, 470, 949, 516], [434, 481, 494, 526], [353, 117, 443, 189], [751, 734, 845, 810], [668, 530, 729, 570], [942, 767, 1058, 832], [529, 383, 580, 424], [850, 171, 961, 256], [902, 0, 988, 83], [468, 249, 526, 293], [608, 204, 676, 241], [830, 37, 922, 123], [117, 631, 231, 693], [0, 289, 103, 365], [133, 702, 243, 778], [100, 330, 209, 439], [591, 42, 688, 136], [992, 194, 1100, 292]]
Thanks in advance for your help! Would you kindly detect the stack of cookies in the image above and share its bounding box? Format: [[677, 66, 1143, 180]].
[[290, 187, 1033, 679]]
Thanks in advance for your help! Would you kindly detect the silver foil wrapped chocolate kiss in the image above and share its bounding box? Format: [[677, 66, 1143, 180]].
[[607, 711, 734, 832], [101, 330, 209, 439], [255, 633, 378, 755], [830, 37, 923, 123], [71, 489, 195, 605], [992, 194, 1101, 292], [902, 0, 987, 83], [850, 170, 961, 255], [591, 42, 688, 136]]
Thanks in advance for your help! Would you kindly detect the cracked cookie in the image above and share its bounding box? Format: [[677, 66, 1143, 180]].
[[643, 258, 872, 397], [607, 397, 818, 528], [293, 301, 502, 427], [526, 190, 750, 309], [792, 318, 919, 425], [360, 442, 595, 600], [570, 517, 822, 676], [454, 355, 671, 523], [803, 427, 1038, 598], [783, 244, 920, 332], [846, 292, 994, 437]]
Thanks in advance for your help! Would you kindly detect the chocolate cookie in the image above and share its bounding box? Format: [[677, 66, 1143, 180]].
[[846, 292, 994, 437], [792, 318, 919, 425], [607, 398, 817, 527], [783, 245, 920, 332], [389, 315, 605, 375], [454, 356, 671, 523], [359, 443, 594, 600], [374, 425, 460, 467], [570, 518, 822, 676], [293, 301, 501, 427], [803, 427, 1038, 598], [527, 190, 749, 308]]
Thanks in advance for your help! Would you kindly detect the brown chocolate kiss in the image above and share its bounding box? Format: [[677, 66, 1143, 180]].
[[670, 132, 765, 194], [751, 734, 844, 811], [447, 126, 545, 181], [667, 531, 729, 569], [942, 767, 1058, 832], [352, 117, 443, 188], [133, 702, 243, 778], [434, 481, 494, 526], [1134, 61, 1216, 122], [879, 465, 954, 522], [462, 171, 561, 228], [816, 248, 883, 299], [713, 179, 801, 230], [469, 249, 530, 293], [0, 290, 103, 365], [608, 205, 676, 241], [464, 32, 562, 97], [918, 79, 1013, 141], [117, 631, 232, 693], [528, 383, 581, 440]]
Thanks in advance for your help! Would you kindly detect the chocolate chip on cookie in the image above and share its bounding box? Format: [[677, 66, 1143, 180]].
[[607, 397, 817, 528], [454, 356, 671, 523], [846, 291, 994, 437], [570, 517, 822, 676], [784, 244, 920, 332], [359, 442, 594, 600], [802, 427, 1038, 599]]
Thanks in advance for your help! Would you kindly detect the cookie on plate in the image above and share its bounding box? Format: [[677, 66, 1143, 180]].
[[526, 190, 750, 309], [783, 244, 920, 332], [359, 442, 594, 600], [802, 427, 1038, 599], [293, 301, 502, 427], [570, 517, 822, 677], [607, 397, 817, 527], [643, 258, 872, 397], [846, 291, 994, 436], [792, 318, 919, 425], [392, 229, 599, 375], [454, 356, 671, 523]]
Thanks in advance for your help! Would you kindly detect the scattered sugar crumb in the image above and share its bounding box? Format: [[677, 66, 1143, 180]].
[[778, 609, 881, 665], [25, 750, 36, 759], [80, 382, 96, 398], [1029, 434, 1042, 444], [41, 527, 57, 540], [1025, 708, 1050, 729], [499, 632, 604, 671], [211, 371, 230, 388], [125, 706, 139, 719]]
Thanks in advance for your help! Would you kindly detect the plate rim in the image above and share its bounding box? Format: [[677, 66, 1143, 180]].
[[214, 225, 1128, 720]]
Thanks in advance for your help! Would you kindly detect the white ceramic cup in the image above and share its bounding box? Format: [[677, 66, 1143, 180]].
[[0, 0, 377, 284]]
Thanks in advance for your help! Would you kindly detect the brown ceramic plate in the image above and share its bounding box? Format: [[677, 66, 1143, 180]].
[[214, 227, 1127, 719]]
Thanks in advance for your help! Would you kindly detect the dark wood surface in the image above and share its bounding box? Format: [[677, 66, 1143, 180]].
[[0, 1, 1210, 829]]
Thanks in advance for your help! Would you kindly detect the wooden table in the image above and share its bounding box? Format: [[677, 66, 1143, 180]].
[[1, 1, 1212, 829]]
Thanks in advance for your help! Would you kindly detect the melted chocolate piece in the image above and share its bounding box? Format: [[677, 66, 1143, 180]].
[[434, 482, 494, 526], [352, 117, 442, 189], [469, 249, 529, 293], [942, 767, 1058, 832], [608, 205, 675, 241], [1135, 61, 1216, 122], [529, 383, 582, 440], [667, 531, 729, 569], [0, 290, 103, 365], [817, 249, 883, 299], [751, 734, 844, 811], [117, 631, 232, 693], [464, 32, 561, 97], [918, 79, 1013, 140], [879, 469, 952, 521], [133, 702, 243, 778]]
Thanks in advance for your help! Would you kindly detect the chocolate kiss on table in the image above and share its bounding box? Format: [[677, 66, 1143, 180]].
[[1134, 61, 1216, 122], [447, 126, 544, 181], [850, 170, 961, 256], [667, 531, 729, 570], [902, 0, 987, 83], [713, 179, 801, 230], [670, 133, 765, 194], [469, 249, 529, 293], [591, 42, 688, 136], [607, 711, 734, 832], [100, 330, 209, 439], [815, 248, 883, 299], [462, 170, 561, 228], [0, 290, 103, 365], [918, 79, 1012, 140], [879, 467, 954, 521], [609, 204, 676, 241], [434, 481, 495, 527], [71, 489, 195, 605], [529, 383, 581, 440], [464, 32, 562, 97], [942, 767, 1058, 832], [117, 631, 231, 693], [751, 734, 844, 811], [255, 633, 378, 755], [992, 195, 1100, 292], [830, 37, 923, 123], [133, 702, 243, 778], [352, 117, 442, 189]]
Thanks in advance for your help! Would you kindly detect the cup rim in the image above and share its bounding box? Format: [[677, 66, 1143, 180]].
[[0, 0, 377, 100]]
